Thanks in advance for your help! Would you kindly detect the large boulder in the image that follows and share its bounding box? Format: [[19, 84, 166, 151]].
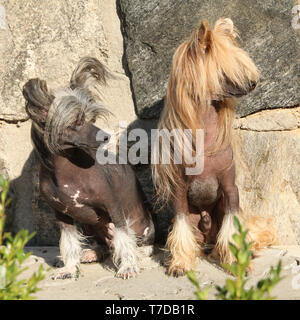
[[0, 0, 135, 123], [118, 0, 299, 118], [0, 0, 107, 121]]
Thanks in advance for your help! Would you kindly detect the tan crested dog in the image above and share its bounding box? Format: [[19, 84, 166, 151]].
[[152, 18, 276, 277]]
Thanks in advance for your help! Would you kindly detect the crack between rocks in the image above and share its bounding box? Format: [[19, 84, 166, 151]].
[[238, 104, 300, 119], [235, 127, 300, 133], [116, 0, 139, 116], [0, 117, 29, 125]]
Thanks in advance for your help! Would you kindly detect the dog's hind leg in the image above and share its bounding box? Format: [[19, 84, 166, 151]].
[[167, 187, 200, 277], [80, 244, 110, 264], [80, 220, 115, 263]]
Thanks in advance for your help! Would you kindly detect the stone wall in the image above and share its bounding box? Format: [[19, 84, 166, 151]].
[[118, 0, 299, 118], [234, 109, 300, 244]]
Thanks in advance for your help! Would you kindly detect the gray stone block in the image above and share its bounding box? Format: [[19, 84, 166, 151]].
[[118, 0, 299, 118]]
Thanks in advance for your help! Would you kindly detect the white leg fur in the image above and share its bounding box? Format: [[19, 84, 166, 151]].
[[167, 214, 200, 276], [52, 223, 86, 279], [60, 223, 85, 267], [112, 223, 139, 279], [215, 212, 236, 265]]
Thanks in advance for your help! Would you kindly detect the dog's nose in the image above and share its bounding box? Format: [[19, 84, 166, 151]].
[[103, 134, 110, 143]]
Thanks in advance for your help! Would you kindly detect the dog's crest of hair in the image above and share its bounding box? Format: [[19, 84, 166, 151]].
[[70, 56, 109, 90], [44, 87, 109, 154], [23, 57, 111, 169], [152, 18, 259, 204]]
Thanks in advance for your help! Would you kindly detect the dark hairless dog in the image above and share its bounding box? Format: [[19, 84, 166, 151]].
[[23, 57, 154, 279]]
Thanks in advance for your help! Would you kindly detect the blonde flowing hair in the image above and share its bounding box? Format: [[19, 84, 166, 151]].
[[152, 18, 259, 204]]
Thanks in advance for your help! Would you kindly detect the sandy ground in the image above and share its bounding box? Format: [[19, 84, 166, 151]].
[[22, 245, 300, 300]]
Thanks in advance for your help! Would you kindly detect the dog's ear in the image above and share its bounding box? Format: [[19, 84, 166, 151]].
[[214, 18, 238, 38], [23, 78, 54, 123], [193, 20, 211, 52], [70, 56, 108, 89]]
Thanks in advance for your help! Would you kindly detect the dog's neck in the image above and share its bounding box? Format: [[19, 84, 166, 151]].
[[52, 148, 96, 169], [40, 148, 96, 186], [203, 102, 219, 149]]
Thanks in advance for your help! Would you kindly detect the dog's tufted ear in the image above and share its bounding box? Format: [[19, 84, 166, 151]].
[[195, 20, 212, 51], [214, 18, 238, 38], [70, 56, 108, 90], [23, 78, 54, 123]]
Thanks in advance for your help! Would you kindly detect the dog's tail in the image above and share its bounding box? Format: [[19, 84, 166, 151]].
[[70, 56, 110, 90], [215, 211, 277, 265], [244, 215, 277, 252]]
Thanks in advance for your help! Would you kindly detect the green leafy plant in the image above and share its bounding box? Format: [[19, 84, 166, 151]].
[[0, 175, 45, 300], [187, 216, 282, 300]]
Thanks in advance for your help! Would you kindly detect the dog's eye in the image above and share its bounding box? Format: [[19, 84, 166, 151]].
[[69, 121, 82, 131], [75, 123, 83, 131]]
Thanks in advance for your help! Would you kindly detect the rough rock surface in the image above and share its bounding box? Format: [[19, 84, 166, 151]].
[[118, 0, 299, 118], [0, 121, 60, 245], [234, 108, 300, 132], [233, 108, 300, 244], [0, 0, 135, 123]]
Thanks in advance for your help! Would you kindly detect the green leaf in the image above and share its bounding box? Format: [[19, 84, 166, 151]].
[[233, 216, 242, 232], [229, 243, 238, 257], [0, 175, 45, 300], [225, 279, 236, 296], [195, 286, 211, 300], [222, 262, 238, 276], [237, 251, 249, 266], [186, 271, 200, 289], [232, 235, 242, 247]]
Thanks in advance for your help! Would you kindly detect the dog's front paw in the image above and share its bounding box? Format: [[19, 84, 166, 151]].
[[168, 265, 188, 277], [207, 247, 220, 263], [51, 266, 79, 280], [116, 265, 139, 280]]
